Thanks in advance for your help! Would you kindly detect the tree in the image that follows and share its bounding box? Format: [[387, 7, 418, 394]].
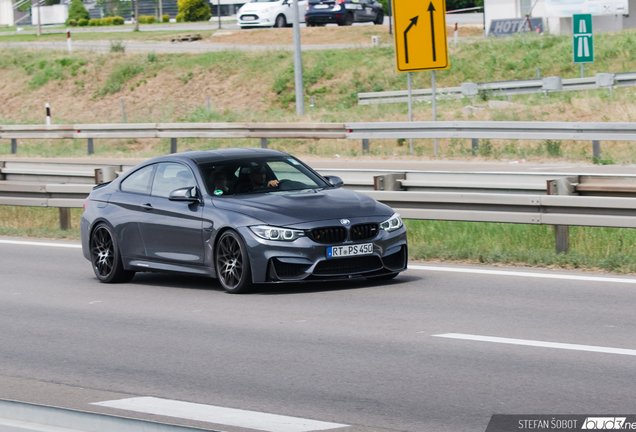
[[176, 0, 211, 22], [44, 0, 61, 5], [67, 0, 89, 24]]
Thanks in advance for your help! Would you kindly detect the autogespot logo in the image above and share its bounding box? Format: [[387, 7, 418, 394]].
[[582, 418, 629, 429]]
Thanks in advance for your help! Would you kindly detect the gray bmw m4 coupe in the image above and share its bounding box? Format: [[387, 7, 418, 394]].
[[81, 148, 407, 293]]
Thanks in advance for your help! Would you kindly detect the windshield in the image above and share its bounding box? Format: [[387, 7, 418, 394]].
[[200, 156, 328, 197]]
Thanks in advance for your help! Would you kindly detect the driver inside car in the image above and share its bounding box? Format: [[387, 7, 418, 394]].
[[249, 165, 279, 189]]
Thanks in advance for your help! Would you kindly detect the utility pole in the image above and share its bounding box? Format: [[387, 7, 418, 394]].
[[134, 0, 139, 31], [292, 0, 304, 115], [36, 0, 41, 36]]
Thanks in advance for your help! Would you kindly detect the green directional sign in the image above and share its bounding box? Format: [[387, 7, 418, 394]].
[[573, 14, 594, 63]]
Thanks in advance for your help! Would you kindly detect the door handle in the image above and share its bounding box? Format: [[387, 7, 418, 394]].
[[141, 203, 153, 211]]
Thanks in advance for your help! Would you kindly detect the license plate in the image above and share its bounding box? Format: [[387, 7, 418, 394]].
[[327, 243, 373, 258], [242, 16, 256, 21], [314, 4, 329, 8]]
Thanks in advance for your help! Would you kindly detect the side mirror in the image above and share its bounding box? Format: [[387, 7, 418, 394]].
[[169, 186, 200, 202], [324, 175, 344, 188]]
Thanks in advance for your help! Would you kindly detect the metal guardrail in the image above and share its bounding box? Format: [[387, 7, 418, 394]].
[[357, 72, 636, 105], [0, 123, 347, 140], [0, 398, 217, 432], [345, 121, 636, 141]]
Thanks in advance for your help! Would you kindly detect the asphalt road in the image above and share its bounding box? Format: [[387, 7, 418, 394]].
[[1, 237, 635, 432]]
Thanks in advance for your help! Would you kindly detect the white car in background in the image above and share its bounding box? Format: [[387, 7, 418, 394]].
[[237, 0, 307, 28]]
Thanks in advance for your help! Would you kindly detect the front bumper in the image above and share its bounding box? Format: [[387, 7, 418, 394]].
[[238, 221, 408, 283], [237, 12, 274, 27]]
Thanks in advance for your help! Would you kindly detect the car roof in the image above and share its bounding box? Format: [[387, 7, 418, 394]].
[[147, 148, 290, 165]]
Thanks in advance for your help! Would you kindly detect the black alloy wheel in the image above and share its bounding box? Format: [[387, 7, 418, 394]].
[[344, 12, 353, 25], [275, 14, 287, 28], [215, 231, 253, 294], [374, 11, 383, 25], [90, 224, 135, 283]]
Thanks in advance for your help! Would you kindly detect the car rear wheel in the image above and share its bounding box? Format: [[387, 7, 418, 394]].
[[338, 12, 353, 26], [90, 223, 135, 283], [215, 230, 253, 294], [374, 11, 383, 25], [274, 14, 287, 28]]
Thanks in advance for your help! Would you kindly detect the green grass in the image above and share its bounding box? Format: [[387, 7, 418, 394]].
[[0, 207, 81, 240], [406, 220, 636, 273]]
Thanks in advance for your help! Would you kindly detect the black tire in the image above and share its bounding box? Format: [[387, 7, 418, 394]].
[[90, 223, 135, 283], [215, 230, 253, 294], [344, 12, 353, 26], [374, 11, 383, 25], [369, 272, 399, 281], [274, 14, 287, 28]]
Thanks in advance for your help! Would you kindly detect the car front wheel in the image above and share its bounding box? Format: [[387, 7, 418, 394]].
[[90, 223, 135, 283], [374, 11, 383, 25], [215, 230, 253, 294], [274, 14, 287, 28]]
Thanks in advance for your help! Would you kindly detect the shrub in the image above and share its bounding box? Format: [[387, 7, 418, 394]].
[[66, 0, 89, 24], [177, 0, 211, 22], [88, 18, 99, 26], [175, 13, 184, 22], [146, 15, 155, 23], [109, 39, 126, 52], [67, 18, 78, 26], [137, 15, 147, 24], [100, 16, 115, 26], [113, 16, 124, 25], [78, 18, 88, 26], [162, 14, 170, 22]]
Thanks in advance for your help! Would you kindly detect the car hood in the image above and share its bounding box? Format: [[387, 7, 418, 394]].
[[212, 187, 393, 226], [240, 2, 281, 12]]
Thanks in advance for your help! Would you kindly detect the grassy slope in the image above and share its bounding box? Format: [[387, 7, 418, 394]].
[[2, 29, 636, 272]]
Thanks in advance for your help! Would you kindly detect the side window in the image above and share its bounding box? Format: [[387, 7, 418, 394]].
[[120, 165, 154, 195], [151, 162, 197, 198]]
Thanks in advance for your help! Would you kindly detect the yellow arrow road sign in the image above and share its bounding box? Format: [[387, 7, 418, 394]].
[[392, 0, 449, 73]]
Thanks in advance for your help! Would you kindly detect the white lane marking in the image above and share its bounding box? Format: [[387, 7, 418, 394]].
[[433, 333, 636, 356], [89, 301, 101, 304], [408, 264, 636, 284], [0, 239, 81, 249], [91, 397, 349, 432]]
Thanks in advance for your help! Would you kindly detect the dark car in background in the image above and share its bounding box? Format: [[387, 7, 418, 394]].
[[81, 148, 407, 294], [305, 0, 384, 26]]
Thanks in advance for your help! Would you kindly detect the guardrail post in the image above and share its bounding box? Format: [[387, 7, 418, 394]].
[[362, 139, 369, 154], [260, 138, 268, 149], [373, 173, 406, 191], [170, 138, 177, 153], [592, 140, 601, 162], [87, 138, 94, 155], [11, 139, 17, 154], [547, 178, 577, 254], [59, 208, 71, 230], [471, 138, 479, 156]]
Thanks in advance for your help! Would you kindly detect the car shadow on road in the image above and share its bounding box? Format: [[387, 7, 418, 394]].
[[127, 272, 422, 295]]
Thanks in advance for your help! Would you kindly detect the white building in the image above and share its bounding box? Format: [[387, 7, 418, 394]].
[[484, 0, 636, 35]]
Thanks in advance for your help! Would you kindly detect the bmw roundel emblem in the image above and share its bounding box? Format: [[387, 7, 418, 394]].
[[340, 219, 351, 226]]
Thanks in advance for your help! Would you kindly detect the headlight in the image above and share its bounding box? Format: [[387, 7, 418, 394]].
[[380, 213, 403, 232], [250, 225, 304, 241]]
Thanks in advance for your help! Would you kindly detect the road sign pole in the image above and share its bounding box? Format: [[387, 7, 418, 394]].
[[581, 63, 584, 78], [408, 72, 413, 155], [432, 70, 438, 155], [292, 0, 304, 116]]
